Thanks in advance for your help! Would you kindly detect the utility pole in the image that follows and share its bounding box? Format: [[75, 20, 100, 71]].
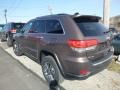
[[4, 9, 7, 24], [103, 0, 110, 27], [48, 5, 53, 15]]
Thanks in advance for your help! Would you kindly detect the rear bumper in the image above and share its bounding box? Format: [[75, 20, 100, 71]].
[[62, 47, 114, 79]]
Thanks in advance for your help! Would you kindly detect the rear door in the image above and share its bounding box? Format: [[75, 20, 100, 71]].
[[74, 16, 112, 61]]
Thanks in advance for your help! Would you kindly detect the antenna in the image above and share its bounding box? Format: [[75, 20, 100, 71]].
[[48, 5, 53, 15]]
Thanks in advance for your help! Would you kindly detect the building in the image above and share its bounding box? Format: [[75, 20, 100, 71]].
[[110, 15, 120, 31]]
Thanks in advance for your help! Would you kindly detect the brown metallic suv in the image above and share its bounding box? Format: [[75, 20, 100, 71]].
[[13, 14, 114, 83]]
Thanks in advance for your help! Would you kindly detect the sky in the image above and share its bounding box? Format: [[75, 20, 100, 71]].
[[0, 0, 119, 24]]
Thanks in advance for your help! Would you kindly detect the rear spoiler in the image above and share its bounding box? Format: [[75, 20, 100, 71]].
[[73, 15, 101, 22]]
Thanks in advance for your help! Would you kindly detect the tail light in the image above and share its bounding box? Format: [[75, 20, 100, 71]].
[[10, 29, 16, 33], [68, 39, 98, 48]]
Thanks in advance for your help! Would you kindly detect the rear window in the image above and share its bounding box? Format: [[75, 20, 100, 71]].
[[74, 17, 107, 36], [13, 23, 25, 29]]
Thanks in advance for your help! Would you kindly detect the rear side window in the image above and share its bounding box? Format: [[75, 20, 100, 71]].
[[46, 20, 64, 34], [74, 17, 107, 36]]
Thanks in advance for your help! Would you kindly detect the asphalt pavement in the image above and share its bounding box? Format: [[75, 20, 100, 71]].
[[0, 47, 49, 90]]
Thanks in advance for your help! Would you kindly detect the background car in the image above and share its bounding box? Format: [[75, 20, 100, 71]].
[[112, 34, 120, 55], [1, 22, 25, 46], [0, 24, 4, 38]]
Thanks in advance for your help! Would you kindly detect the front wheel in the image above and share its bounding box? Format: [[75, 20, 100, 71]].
[[41, 56, 64, 84], [13, 41, 23, 56]]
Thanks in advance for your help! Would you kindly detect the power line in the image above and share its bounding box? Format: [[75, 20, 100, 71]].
[[48, 5, 53, 15], [8, 0, 23, 16]]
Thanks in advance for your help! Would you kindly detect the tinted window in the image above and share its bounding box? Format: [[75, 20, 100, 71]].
[[22, 22, 33, 34], [114, 34, 120, 40], [2, 25, 6, 31], [12, 23, 25, 29], [74, 17, 108, 36], [33, 20, 45, 33], [46, 20, 63, 34], [0, 27, 2, 31], [75, 22, 107, 36], [3, 24, 9, 31]]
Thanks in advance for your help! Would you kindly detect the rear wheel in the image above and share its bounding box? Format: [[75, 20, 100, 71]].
[[13, 41, 23, 56], [41, 56, 64, 84], [7, 36, 12, 47]]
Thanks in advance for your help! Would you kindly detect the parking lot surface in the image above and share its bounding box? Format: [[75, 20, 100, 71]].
[[0, 41, 120, 90], [0, 47, 49, 90]]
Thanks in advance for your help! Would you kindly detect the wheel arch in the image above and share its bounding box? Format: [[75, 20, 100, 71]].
[[39, 50, 65, 77]]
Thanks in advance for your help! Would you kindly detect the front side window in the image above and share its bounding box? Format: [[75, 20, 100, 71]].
[[22, 21, 33, 34], [46, 20, 63, 34]]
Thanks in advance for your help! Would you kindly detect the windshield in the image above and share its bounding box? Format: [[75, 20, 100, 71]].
[[73, 16, 108, 36], [13, 23, 25, 29]]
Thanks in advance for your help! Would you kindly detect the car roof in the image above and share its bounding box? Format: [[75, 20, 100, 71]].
[[35, 14, 70, 19], [35, 14, 101, 20]]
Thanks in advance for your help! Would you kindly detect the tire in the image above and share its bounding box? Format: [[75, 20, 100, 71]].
[[41, 56, 64, 84], [13, 41, 23, 56], [7, 36, 12, 47], [1, 38, 4, 42]]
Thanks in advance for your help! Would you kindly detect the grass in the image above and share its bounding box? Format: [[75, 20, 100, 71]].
[[107, 59, 120, 73]]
